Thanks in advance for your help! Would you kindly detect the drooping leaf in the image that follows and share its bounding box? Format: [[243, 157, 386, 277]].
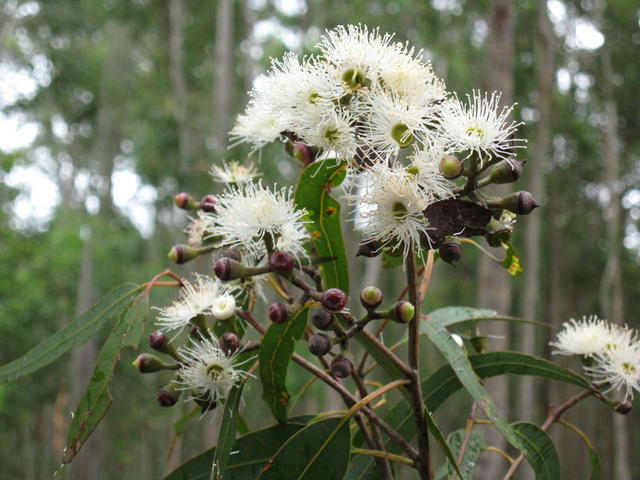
[[558, 421, 601, 480], [62, 294, 147, 463], [443, 430, 486, 479], [0, 283, 141, 383], [259, 306, 309, 422], [258, 416, 351, 480], [512, 422, 560, 480], [211, 381, 246, 480], [165, 422, 309, 480], [425, 410, 466, 479], [294, 159, 349, 294]]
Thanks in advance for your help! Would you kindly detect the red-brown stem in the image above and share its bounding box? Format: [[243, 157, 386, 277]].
[[405, 246, 433, 480]]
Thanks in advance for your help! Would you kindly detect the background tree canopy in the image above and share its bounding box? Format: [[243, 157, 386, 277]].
[[0, 1, 638, 479]]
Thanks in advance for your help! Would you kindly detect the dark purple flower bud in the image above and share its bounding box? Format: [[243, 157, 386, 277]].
[[149, 331, 169, 351], [213, 257, 246, 281], [199, 194, 218, 213], [268, 302, 289, 324], [308, 334, 331, 356], [311, 308, 334, 330], [439, 240, 463, 265], [269, 251, 295, 273], [331, 356, 353, 378], [157, 382, 181, 407], [321, 288, 348, 313], [360, 286, 383, 310], [356, 240, 381, 258], [615, 400, 632, 415], [132, 353, 169, 373], [220, 332, 241, 355]]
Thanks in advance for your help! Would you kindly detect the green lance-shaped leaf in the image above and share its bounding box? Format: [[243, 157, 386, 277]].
[[511, 422, 560, 480], [63, 294, 147, 463], [0, 283, 141, 383], [258, 416, 351, 480], [211, 381, 246, 480], [353, 351, 590, 479], [165, 421, 309, 480], [259, 306, 309, 422], [294, 159, 350, 294], [425, 323, 539, 453]]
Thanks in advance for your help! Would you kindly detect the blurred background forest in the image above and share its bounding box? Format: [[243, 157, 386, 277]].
[[0, 0, 638, 479]]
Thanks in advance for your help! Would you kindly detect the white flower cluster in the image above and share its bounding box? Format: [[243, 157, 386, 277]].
[[551, 315, 640, 402], [155, 275, 237, 333], [231, 24, 525, 254]]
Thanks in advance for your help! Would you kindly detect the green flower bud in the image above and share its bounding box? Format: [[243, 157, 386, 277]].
[[174, 192, 199, 210], [132, 354, 176, 373], [168, 244, 214, 264], [496, 191, 540, 215], [488, 159, 523, 184], [213, 257, 247, 281], [439, 155, 464, 180], [360, 286, 383, 310]]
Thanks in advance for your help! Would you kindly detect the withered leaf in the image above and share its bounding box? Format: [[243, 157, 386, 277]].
[[423, 199, 491, 245]]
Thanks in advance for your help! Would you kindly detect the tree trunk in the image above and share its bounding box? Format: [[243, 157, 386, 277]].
[[211, 0, 234, 151], [475, 2, 515, 478], [169, 0, 191, 172], [598, 42, 631, 480], [518, 0, 553, 428]]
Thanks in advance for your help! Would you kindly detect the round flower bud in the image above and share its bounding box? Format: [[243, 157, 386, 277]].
[[439, 240, 463, 265], [220, 248, 242, 262], [268, 302, 289, 324], [174, 192, 198, 210], [311, 308, 334, 331], [488, 159, 523, 184], [269, 251, 295, 273], [392, 301, 415, 324], [331, 355, 353, 378], [199, 194, 218, 213], [439, 155, 464, 180], [220, 332, 241, 355], [360, 286, 383, 310], [211, 294, 236, 321], [614, 400, 632, 415], [286, 141, 315, 166], [213, 257, 246, 281], [132, 353, 168, 373], [321, 288, 348, 313], [308, 334, 331, 356], [157, 381, 181, 407], [149, 331, 169, 351], [157, 389, 179, 407]]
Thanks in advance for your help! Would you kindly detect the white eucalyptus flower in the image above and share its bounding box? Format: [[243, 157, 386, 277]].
[[154, 275, 235, 333], [436, 90, 525, 163], [357, 87, 438, 159], [586, 336, 640, 402], [377, 45, 447, 102], [211, 181, 309, 259], [210, 160, 260, 184], [348, 164, 450, 256], [178, 337, 252, 404], [550, 315, 617, 358], [298, 108, 358, 159], [317, 24, 396, 92], [229, 100, 285, 151]]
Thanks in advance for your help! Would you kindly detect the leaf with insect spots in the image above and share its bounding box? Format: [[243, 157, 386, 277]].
[[294, 159, 349, 294]]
